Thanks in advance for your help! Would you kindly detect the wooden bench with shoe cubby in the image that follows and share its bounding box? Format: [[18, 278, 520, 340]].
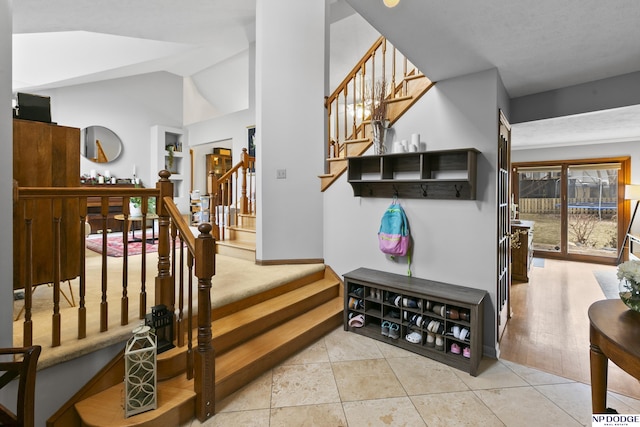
[[343, 268, 487, 376]]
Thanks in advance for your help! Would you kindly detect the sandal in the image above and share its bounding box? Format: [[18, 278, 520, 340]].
[[405, 331, 422, 344], [348, 314, 364, 328]]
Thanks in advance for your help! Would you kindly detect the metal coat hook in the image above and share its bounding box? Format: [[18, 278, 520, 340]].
[[392, 185, 399, 199], [421, 184, 428, 198], [454, 185, 462, 198]]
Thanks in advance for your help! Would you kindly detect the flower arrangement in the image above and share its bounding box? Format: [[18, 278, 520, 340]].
[[616, 260, 640, 283], [616, 260, 640, 311]]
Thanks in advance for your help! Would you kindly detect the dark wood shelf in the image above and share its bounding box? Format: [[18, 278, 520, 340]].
[[347, 149, 479, 199], [344, 267, 486, 376]]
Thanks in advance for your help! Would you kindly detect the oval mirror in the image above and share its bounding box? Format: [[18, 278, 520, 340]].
[[81, 126, 123, 163]]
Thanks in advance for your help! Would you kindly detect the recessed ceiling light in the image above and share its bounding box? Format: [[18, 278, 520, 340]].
[[383, 0, 400, 7]]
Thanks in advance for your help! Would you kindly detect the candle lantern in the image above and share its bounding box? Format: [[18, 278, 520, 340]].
[[124, 325, 157, 418], [145, 304, 175, 354]]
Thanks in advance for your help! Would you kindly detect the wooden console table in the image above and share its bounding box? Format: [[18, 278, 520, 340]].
[[588, 299, 640, 413]]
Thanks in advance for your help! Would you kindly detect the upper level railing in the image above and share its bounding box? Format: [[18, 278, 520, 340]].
[[324, 36, 423, 164], [14, 170, 215, 422], [207, 148, 256, 241]]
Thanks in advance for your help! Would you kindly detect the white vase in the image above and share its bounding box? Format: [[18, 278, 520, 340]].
[[129, 203, 142, 217]]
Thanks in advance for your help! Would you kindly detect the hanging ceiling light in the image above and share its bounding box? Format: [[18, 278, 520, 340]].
[[383, 0, 400, 7]]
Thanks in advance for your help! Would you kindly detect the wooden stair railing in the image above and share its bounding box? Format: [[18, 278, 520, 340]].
[[159, 181, 215, 422], [207, 148, 256, 241], [320, 36, 435, 191], [28, 171, 216, 426]]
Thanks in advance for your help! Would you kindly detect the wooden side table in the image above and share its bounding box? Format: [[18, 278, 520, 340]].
[[588, 299, 640, 413]]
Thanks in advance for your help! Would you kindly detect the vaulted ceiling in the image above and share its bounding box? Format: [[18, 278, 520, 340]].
[[12, 0, 640, 148]]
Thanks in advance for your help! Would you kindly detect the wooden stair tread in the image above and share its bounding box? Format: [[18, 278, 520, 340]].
[[212, 277, 339, 337], [227, 226, 255, 233], [216, 240, 255, 250], [215, 297, 343, 382], [75, 376, 194, 427]]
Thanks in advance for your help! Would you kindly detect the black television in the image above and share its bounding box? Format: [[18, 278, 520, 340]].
[[16, 92, 51, 123]]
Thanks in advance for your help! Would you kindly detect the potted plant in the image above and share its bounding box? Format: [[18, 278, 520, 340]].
[[129, 196, 156, 217], [166, 146, 175, 172], [129, 197, 142, 217]]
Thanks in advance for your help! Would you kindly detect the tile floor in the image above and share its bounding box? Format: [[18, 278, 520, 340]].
[[186, 327, 640, 427]]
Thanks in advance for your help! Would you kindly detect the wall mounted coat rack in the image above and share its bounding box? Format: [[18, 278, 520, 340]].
[[347, 149, 479, 200]]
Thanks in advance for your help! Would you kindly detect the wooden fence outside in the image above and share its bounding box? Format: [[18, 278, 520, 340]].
[[519, 197, 617, 219]]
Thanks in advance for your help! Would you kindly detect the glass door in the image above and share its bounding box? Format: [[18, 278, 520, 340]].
[[513, 159, 626, 264], [566, 163, 619, 258], [515, 166, 563, 254]]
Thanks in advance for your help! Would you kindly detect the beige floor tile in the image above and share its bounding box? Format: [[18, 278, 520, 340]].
[[197, 409, 270, 426], [411, 391, 505, 427], [332, 358, 406, 402], [324, 327, 384, 362], [387, 355, 470, 395], [501, 359, 577, 386], [217, 370, 272, 413], [280, 337, 330, 366], [609, 392, 640, 412], [270, 403, 347, 427], [475, 387, 582, 426], [374, 340, 416, 359], [534, 382, 596, 425], [342, 397, 427, 427], [454, 359, 529, 390], [271, 362, 341, 408]]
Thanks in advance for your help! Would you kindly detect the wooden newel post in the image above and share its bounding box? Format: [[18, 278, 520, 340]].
[[155, 170, 173, 308], [240, 148, 249, 215], [194, 223, 215, 422]]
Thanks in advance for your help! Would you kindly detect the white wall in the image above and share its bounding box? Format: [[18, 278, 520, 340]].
[[324, 68, 501, 355], [255, 0, 326, 262], [38, 71, 183, 186], [0, 0, 12, 348]]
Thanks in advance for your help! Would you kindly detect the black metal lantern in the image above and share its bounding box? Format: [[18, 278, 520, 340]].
[[145, 304, 174, 354]]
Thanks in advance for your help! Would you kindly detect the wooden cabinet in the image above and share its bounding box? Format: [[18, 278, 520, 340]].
[[13, 119, 81, 290], [511, 220, 534, 282], [343, 268, 486, 376], [206, 152, 232, 206], [347, 149, 479, 199]]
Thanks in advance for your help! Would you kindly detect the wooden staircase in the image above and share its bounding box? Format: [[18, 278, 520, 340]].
[[319, 73, 434, 192], [52, 267, 343, 427], [215, 212, 256, 261], [319, 36, 435, 192]]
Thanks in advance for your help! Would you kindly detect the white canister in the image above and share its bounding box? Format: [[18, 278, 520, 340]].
[[392, 141, 403, 153], [401, 140, 408, 152], [411, 133, 420, 149]]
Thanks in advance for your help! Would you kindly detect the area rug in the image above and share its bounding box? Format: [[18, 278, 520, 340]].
[[593, 269, 620, 299], [86, 234, 158, 257]]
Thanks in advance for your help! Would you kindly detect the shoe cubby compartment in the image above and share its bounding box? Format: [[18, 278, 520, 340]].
[[343, 268, 486, 376]]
